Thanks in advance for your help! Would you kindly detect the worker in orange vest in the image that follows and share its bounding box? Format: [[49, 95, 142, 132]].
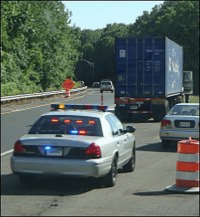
[[61, 76, 75, 97]]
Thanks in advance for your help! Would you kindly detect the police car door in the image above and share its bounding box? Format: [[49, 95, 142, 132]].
[[106, 114, 128, 167]]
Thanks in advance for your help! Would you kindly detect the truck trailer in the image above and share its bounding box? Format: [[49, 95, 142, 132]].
[[114, 36, 184, 122]]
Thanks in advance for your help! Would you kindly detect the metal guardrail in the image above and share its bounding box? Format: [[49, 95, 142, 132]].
[[1, 86, 87, 104]]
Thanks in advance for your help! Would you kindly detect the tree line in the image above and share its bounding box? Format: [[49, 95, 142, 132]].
[[1, 1, 199, 96]]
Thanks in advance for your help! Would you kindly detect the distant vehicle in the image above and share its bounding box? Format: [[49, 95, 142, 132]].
[[159, 103, 199, 148], [11, 104, 136, 187], [100, 80, 114, 93], [115, 37, 184, 122], [78, 81, 85, 87], [92, 82, 100, 88]]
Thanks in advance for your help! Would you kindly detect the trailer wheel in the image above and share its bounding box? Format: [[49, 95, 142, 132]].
[[131, 113, 151, 122], [152, 102, 169, 122], [153, 113, 166, 122], [152, 106, 166, 122]]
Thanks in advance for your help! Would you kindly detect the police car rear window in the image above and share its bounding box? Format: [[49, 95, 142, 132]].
[[28, 115, 103, 136]]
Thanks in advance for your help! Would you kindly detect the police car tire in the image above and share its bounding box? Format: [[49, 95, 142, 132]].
[[123, 146, 136, 172], [103, 156, 118, 187]]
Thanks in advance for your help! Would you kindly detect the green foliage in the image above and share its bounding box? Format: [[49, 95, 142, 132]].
[[75, 23, 129, 85], [1, 1, 80, 96], [1, 1, 199, 96], [190, 95, 199, 103], [74, 81, 83, 88]]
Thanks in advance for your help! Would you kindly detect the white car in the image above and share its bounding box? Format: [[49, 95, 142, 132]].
[[100, 80, 114, 93], [11, 104, 136, 187], [159, 103, 199, 148]]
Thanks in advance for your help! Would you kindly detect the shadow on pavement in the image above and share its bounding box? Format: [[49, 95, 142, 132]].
[[136, 142, 177, 153], [1, 173, 104, 196], [133, 189, 181, 196]]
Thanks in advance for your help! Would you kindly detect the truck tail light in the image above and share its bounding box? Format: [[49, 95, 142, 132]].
[[85, 143, 101, 158]]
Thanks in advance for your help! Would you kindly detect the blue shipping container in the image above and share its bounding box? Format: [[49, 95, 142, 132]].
[[115, 37, 183, 98]]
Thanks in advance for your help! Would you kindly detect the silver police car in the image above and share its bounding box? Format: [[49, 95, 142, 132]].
[[11, 104, 136, 187]]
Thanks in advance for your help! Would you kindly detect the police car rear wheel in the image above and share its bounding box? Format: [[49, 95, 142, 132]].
[[103, 156, 118, 187]]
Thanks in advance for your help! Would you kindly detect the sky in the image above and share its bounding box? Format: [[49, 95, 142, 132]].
[[62, 1, 164, 30]]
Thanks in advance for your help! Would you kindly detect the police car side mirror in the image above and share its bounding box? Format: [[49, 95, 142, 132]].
[[125, 126, 136, 133]]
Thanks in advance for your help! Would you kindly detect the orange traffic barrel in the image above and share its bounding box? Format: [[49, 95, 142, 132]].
[[166, 137, 199, 193]]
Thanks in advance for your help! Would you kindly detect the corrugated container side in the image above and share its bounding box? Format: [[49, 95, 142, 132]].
[[115, 37, 183, 98], [115, 37, 166, 98]]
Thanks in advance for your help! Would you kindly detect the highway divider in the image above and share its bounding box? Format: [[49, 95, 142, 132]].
[[1, 86, 87, 104]]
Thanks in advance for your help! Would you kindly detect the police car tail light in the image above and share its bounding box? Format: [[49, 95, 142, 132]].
[[14, 140, 25, 153], [85, 143, 101, 158], [161, 119, 172, 128]]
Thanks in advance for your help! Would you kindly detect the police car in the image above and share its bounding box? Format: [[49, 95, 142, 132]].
[[11, 104, 136, 187]]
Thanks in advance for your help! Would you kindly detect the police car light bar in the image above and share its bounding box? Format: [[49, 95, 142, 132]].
[[51, 104, 108, 112]]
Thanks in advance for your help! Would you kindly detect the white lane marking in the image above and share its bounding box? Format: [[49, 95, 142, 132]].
[[1, 149, 13, 156]]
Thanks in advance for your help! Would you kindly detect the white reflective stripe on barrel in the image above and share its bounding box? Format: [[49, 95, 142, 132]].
[[177, 153, 199, 162], [176, 171, 199, 180]]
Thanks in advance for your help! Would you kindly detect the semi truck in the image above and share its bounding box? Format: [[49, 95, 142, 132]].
[[114, 36, 184, 122]]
